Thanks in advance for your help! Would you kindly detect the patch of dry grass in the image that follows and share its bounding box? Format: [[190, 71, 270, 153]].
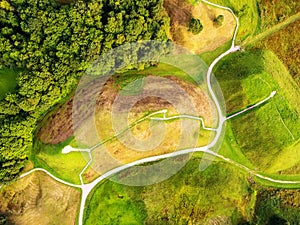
[[164, 0, 235, 54], [0, 171, 80, 224], [77, 76, 216, 181]]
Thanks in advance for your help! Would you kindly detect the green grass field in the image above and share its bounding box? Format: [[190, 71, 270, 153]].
[[218, 123, 255, 170], [84, 153, 300, 224], [0, 69, 18, 100], [85, 157, 254, 224], [84, 180, 147, 225], [251, 20, 300, 85], [32, 137, 87, 184], [116, 61, 205, 85], [214, 49, 300, 172], [200, 40, 232, 65]]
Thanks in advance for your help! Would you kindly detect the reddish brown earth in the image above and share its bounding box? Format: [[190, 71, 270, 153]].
[[38, 75, 214, 144]]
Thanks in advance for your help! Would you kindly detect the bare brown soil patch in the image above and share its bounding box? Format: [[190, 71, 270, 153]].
[[38, 75, 215, 146], [38, 73, 216, 144], [164, 0, 236, 53], [37, 78, 119, 144], [163, 0, 193, 27], [0, 172, 80, 225], [77, 76, 215, 177], [38, 98, 74, 144]]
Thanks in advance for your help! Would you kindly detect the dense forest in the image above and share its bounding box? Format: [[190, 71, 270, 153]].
[[0, 0, 170, 182]]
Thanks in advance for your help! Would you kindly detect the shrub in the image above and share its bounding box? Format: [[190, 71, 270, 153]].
[[213, 15, 224, 28], [188, 18, 203, 34]]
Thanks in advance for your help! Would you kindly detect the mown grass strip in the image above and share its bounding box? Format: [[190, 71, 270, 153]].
[[243, 12, 300, 47]]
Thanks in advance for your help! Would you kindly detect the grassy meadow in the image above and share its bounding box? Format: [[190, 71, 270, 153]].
[[214, 49, 300, 172], [84, 180, 147, 225], [255, 0, 300, 31], [0, 69, 18, 100], [84, 153, 300, 224], [32, 137, 87, 184], [85, 157, 254, 224], [116, 62, 205, 85], [253, 20, 300, 85]]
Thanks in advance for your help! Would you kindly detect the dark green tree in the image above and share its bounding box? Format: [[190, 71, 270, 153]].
[[188, 18, 203, 35], [0, 214, 7, 225]]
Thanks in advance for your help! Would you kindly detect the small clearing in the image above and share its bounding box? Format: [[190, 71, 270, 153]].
[[164, 0, 235, 54]]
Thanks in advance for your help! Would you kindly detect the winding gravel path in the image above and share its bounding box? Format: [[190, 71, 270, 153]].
[[150, 112, 217, 131]]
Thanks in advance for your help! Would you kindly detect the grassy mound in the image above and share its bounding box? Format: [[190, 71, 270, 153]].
[[84, 155, 300, 224], [254, 20, 300, 85], [32, 137, 87, 184], [84, 157, 254, 224], [0, 171, 80, 224], [215, 49, 300, 172], [34, 66, 215, 183]]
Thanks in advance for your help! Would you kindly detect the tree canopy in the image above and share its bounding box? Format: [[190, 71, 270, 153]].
[[0, 0, 170, 182]]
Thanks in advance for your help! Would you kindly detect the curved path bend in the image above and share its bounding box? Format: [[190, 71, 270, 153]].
[[150, 113, 217, 131], [20, 168, 81, 189]]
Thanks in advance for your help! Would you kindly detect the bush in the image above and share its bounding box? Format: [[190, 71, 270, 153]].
[[213, 15, 224, 28], [0, 215, 7, 225], [188, 18, 203, 34]]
